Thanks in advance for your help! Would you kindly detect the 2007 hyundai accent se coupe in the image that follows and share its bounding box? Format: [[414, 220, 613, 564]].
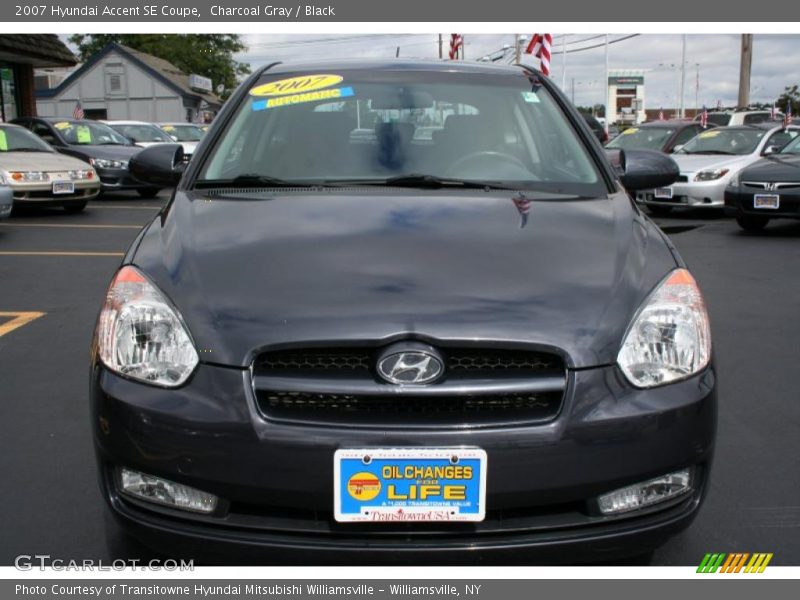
[[90, 60, 716, 564]]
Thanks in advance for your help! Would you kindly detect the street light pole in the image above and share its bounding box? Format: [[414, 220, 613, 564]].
[[679, 34, 687, 118], [604, 34, 609, 134]]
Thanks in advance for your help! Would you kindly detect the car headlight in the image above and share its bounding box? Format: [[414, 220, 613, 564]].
[[68, 169, 95, 180], [694, 168, 729, 182], [617, 269, 711, 388], [97, 266, 199, 387], [89, 158, 128, 169], [7, 171, 49, 182]]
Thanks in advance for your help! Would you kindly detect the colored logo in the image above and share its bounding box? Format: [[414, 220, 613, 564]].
[[697, 553, 773, 573], [346, 472, 381, 501], [249, 74, 344, 97]]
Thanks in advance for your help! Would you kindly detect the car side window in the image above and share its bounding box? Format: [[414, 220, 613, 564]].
[[32, 122, 59, 146], [765, 130, 798, 152], [672, 126, 701, 147]]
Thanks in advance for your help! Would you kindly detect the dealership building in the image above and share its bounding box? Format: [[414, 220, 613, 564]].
[[35, 42, 221, 122], [607, 69, 646, 125]]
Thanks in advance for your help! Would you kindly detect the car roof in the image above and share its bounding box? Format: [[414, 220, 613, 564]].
[[639, 119, 696, 128], [0, 122, 27, 130], [259, 59, 532, 77]]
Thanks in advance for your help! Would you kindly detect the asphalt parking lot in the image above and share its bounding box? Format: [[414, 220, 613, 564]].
[[0, 194, 798, 566]]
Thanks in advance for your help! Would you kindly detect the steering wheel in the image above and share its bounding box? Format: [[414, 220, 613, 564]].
[[446, 151, 528, 176]]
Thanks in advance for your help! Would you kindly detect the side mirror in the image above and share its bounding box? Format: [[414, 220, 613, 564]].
[[129, 144, 185, 188], [605, 148, 680, 192], [671, 144, 684, 153], [763, 145, 779, 155]]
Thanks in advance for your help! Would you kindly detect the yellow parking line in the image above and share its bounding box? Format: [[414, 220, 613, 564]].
[[0, 312, 45, 338], [0, 251, 124, 257], [0, 223, 141, 230]]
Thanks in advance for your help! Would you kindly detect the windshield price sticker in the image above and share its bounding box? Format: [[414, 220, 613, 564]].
[[699, 130, 720, 138], [249, 74, 344, 97], [252, 86, 354, 111], [334, 448, 487, 523], [622, 128, 639, 135], [54, 122, 72, 130]]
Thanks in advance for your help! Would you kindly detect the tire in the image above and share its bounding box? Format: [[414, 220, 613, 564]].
[[63, 201, 87, 214], [137, 187, 161, 199], [736, 215, 769, 231], [647, 205, 673, 217]]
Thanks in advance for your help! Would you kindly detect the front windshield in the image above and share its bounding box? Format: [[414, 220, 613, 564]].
[[161, 124, 203, 142], [606, 126, 674, 151], [678, 128, 765, 155], [53, 121, 129, 145], [0, 125, 54, 152], [110, 124, 173, 143], [197, 69, 604, 195]]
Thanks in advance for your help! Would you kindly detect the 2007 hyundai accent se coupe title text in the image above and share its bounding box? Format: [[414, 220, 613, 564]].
[[90, 60, 716, 564]]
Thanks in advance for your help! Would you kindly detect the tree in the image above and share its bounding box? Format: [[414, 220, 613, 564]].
[[775, 85, 800, 115], [68, 35, 250, 99]]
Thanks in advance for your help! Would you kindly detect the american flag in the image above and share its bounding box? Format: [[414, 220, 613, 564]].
[[658, 109, 665, 121], [72, 100, 84, 120], [524, 33, 553, 76], [699, 105, 708, 128], [784, 103, 793, 128], [448, 34, 463, 60], [512, 193, 531, 229]]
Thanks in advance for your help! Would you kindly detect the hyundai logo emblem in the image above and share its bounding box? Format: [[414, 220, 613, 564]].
[[376, 343, 445, 385]]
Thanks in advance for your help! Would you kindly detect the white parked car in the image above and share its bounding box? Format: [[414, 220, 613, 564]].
[[103, 120, 176, 148], [0, 123, 100, 213], [693, 110, 782, 127], [637, 123, 800, 215], [156, 122, 205, 159]]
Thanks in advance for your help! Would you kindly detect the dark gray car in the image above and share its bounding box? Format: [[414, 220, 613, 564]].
[[91, 60, 715, 564]]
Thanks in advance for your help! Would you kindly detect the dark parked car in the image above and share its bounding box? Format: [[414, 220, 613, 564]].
[[11, 117, 161, 198], [725, 133, 800, 230], [606, 119, 712, 154], [91, 60, 714, 564], [580, 113, 608, 144]]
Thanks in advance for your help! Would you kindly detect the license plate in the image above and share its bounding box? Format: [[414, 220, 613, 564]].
[[52, 180, 74, 195], [334, 448, 487, 523], [754, 194, 779, 209], [654, 187, 673, 199]]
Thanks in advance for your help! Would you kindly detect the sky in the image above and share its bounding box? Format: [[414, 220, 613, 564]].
[[235, 33, 798, 110]]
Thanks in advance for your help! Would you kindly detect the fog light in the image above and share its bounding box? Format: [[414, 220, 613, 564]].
[[119, 468, 218, 514], [597, 468, 692, 515]]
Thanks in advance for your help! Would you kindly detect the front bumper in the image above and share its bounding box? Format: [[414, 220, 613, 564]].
[[11, 180, 100, 206], [91, 361, 716, 563], [637, 177, 728, 208], [725, 187, 800, 219], [95, 168, 153, 192]]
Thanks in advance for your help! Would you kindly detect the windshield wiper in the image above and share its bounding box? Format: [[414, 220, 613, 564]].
[[685, 150, 737, 155], [194, 174, 318, 189], [329, 174, 515, 190], [9, 148, 49, 152]]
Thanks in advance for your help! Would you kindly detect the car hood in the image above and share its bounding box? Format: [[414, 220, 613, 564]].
[[0, 151, 91, 172], [66, 145, 141, 160], [130, 190, 678, 369], [672, 153, 755, 174], [739, 154, 800, 181]]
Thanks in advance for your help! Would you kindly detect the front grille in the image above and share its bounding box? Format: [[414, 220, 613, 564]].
[[676, 175, 689, 183], [253, 345, 566, 428], [256, 347, 562, 378], [259, 390, 562, 427]]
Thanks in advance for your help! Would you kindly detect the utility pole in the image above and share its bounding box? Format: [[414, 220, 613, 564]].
[[679, 34, 687, 118], [695, 63, 700, 114], [461, 35, 465, 60], [438, 34, 443, 59], [515, 34, 521, 63], [561, 34, 567, 91], [738, 34, 753, 108], [604, 34, 609, 134], [571, 78, 575, 103]]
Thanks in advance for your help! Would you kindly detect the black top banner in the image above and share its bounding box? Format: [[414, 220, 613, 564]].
[[0, 0, 782, 22]]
